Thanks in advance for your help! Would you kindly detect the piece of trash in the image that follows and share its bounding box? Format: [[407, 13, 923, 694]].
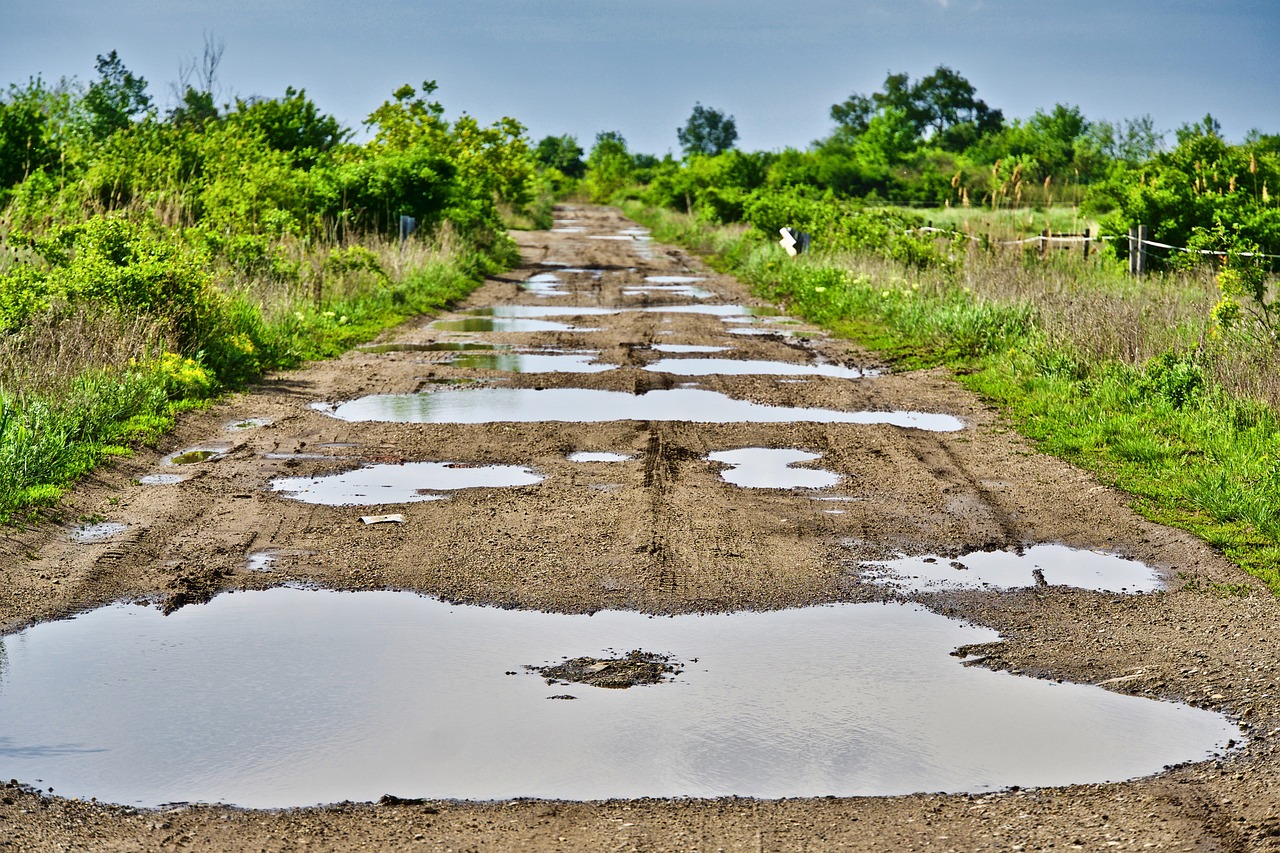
[[361, 514, 406, 525]]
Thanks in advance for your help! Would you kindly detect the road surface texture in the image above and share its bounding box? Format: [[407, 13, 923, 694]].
[[2, 206, 1279, 851]]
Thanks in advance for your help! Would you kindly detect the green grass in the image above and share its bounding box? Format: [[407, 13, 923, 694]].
[[626, 201, 1280, 592]]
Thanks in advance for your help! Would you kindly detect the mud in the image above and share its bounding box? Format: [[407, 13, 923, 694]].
[[527, 649, 682, 689], [2, 204, 1280, 850]]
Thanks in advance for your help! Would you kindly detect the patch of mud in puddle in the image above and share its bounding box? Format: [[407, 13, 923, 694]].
[[529, 650, 680, 688], [651, 344, 731, 354], [271, 461, 544, 506], [138, 474, 187, 486], [226, 417, 272, 431], [567, 451, 633, 463], [708, 448, 840, 489], [450, 351, 617, 374], [0, 588, 1239, 807], [357, 342, 504, 354], [864, 544, 1166, 593], [317, 388, 965, 431], [163, 446, 229, 465], [646, 358, 873, 379], [69, 522, 128, 543]]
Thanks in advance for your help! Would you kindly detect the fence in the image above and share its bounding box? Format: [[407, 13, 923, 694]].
[[906, 224, 1280, 276]]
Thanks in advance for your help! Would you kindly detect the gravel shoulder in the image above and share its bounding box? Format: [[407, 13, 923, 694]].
[[2, 205, 1278, 851]]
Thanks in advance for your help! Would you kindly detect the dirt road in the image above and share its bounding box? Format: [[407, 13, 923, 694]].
[[2, 205, 1279, 850]]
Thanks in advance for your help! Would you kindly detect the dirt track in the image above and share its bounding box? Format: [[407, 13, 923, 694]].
[[3, 205, 1280, 851]]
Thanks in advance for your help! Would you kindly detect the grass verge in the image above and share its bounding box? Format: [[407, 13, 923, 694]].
[[625, 201, 1280, 592]]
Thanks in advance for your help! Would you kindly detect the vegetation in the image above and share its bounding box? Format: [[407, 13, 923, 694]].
[[0, 50, 540, 521]]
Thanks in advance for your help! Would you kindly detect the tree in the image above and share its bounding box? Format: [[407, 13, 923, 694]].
[[677, 103, 738, 157], [830, 65, 1001, 152], [168, 35, 223, 130], [82, 50, 151, 140], [231, 87, 348, 168], [533, 134, 585, 178], [584, 130, 632, 202]]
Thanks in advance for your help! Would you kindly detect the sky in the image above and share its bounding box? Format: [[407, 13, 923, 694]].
[[3, 0, 1277, 156]]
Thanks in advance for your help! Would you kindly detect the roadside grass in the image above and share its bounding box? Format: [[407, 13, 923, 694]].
[[0, 228, 502, 523], [625, 201, 1280, 592]]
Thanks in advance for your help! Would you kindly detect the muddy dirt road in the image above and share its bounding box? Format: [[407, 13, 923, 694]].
[[3, 205, 1280, 850]]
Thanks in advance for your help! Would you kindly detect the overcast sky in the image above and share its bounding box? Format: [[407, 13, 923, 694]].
[[3, 0, 1276, 156]]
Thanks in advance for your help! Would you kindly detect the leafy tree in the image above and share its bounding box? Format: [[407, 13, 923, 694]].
[[82, 51, 151, 140], [230, 87, 348, 168], [831, 66, 1001, 152], [0, 80, 58, 189], [533, 134, 585, 178], [583, 131, 633, 202], [677, 103, 738, 157]]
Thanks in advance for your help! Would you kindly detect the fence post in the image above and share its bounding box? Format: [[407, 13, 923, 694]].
[[1040, 228, 1050, 259], [1083, 228, 1091, 261], [1137, 224, 1149, 276], [1128, 226, 1139, 275]]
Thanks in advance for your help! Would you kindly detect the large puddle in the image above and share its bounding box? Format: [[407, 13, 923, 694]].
[[0, 589, 1237, 808], [317, 388, 965, 430], [271, 462, 544, 506], [864, 545, 1166, 593]]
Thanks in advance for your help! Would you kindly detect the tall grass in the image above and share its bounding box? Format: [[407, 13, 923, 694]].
[[625, 200, 1280, 590]]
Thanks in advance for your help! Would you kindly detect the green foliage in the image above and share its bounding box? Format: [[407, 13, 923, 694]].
[[1094, 123, 1280, 271], [677, 103, 738, 157], [534, 134, 585, 179], [583, 131, 634, 203], [831, 66, 1002, 152], [82, 51, 152, 140]]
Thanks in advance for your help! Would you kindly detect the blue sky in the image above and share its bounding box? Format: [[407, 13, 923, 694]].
[[3, 0, 1276, 155]]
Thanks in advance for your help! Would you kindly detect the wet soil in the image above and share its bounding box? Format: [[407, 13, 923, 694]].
[[3, 204, 1280, 850]]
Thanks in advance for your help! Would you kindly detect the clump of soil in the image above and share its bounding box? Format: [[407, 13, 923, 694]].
[[527, 650, 682, 688]]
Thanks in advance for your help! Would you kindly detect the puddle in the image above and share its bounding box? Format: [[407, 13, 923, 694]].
[[650, 344, 730, 354], [226, 417, 271, 432], [567, 451, 633, 463], [246, 552, 277, 572], [644, 275, 706, 284], [163, 447, 227, 465], [449, 352, 617, 374], [623, 285, 715, 299], [271, 462, 544, 506], [318, 388, 965, 431], [645, 358, 871, 379], [863, 544, 1166, 594], [727, 327, 796, 337], [0, 588, 1238, 807], [707, 449, 840, 489], [357, 342, 502, 354], [69, 522, 128, 543], [588, 235, 634, 241], [138, 474, 186, 486], [430, 317, 590, 333]]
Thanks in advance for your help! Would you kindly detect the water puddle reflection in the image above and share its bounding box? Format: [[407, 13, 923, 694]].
[[646, 358, 871, 379], [864, 545, 1165, 593], [0, 589, 1237, 807], [164, 447, 228, 465], [357, 342, 503, 354], [69, 522, 128, 543], [708, 449, 840, 489], [430, 317, 592, 333], [317, 388, 965, 430], [651, 344, 731, 354], [271, 462, 544, 506], [138, 474, 186, 486], [450, 352, 616, 374], [567, 451, 633, 463]]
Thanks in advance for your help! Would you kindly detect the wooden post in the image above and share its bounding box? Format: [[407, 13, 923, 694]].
[[1083, 228, 1090, 261], [1128, 226, 1140, 275], [1137, 224, 1149, 276], [1040, 228, 1050, 259]]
